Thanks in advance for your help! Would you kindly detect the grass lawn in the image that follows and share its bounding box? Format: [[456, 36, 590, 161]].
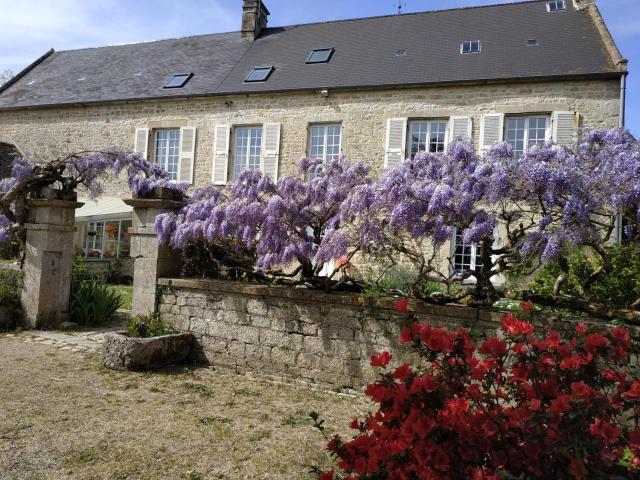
[[0, 336, 369, 479], [108, 284, 133, 310]]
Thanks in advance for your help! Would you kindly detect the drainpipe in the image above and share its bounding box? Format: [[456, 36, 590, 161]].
[[619, 59, 629, 128], [615, 59, 629, 242]]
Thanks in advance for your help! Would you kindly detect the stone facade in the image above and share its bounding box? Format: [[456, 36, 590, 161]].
[[157, 278, 521, 388], [0, 78, 621, 198]]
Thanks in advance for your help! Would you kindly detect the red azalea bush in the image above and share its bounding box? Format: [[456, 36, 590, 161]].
[[315, 305, 640, 479]]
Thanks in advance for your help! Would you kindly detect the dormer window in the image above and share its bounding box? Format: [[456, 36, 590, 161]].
[[245, 66, 274, 82], [307, 48, 334, 64], [163, 73, 193, 89], [460, 40, 481, 54], [546, 1, 566, 12]]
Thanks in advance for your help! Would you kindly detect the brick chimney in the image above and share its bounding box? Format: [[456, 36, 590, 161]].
[[242, 0, 270, 41]]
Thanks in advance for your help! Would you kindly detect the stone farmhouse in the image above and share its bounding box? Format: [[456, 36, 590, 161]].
[[0, 0, 627, 277]]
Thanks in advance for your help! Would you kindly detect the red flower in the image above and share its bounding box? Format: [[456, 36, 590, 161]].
[[319, 470, 334, 480], [625, 381, 640, 401], [479, 336, 508, 357], [584, 333, 610, 353], [501, 314, 534, 336], [611, 327, 631, 349], [393, 298, 410, 314], [519, 300, 534, 312], [425, 328, 454, 353], [576, 323, 588, 335], [590, 419, 622, 445], [336, 255, 349, 267], [370, 351, 392, 368], [393, 363, 412, 382], [568, 457, 588, 480]]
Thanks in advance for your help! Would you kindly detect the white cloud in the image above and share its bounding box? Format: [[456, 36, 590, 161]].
[[0, 0, 237, 71]]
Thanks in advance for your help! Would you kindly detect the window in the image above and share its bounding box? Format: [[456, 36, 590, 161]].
[[452, 229, 483, 274], [460, 40, 481, 54], [245, 67, 274, 82], [409, 120, 448, 158], [546, 1, 566, 12], [233, 126, 263, 179], [505, 116, 549, 158], [307, 48, 334, 64], [527, 39, 539, 47], [164, 73, 192, 89], [154, 129, 180, 181], [309, 124, 342, 166], [83, 219, 132, 259], [396, 48, 408, 57]]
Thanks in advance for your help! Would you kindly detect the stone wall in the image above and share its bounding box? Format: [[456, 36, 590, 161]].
[[0, 78, 621, 197], [157, 278, 519, 388]]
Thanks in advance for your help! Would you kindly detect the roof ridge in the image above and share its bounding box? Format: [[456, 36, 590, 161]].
[[54, 0, 548, 54], [263, 0, 548, 31]]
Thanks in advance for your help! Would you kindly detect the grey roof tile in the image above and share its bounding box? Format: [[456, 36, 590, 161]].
[[0, 0, 621, 109]]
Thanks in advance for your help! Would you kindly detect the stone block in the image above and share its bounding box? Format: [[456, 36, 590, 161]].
[[102, 331, 195, 370]]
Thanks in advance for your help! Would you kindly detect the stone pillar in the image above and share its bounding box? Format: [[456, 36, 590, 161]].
[[21, 189, 83, 329], [124, 190, 185, 316]]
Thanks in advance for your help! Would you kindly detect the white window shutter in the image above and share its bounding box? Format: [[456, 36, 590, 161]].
[[134, 128, 149, 160], [212, 124, 230, 185], [552, 111, 577, 146], [479, 113, 504, 152], [449, 116, 473, 143], [384, 117, 407, 168], [177, 126, 196, 184], [261, 123, 281, 181]]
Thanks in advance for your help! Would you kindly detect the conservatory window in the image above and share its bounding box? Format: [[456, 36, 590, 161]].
[[83, 219, 132, 259]]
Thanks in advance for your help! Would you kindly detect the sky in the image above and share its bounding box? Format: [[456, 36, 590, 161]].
[[0, 0, 638, 135]]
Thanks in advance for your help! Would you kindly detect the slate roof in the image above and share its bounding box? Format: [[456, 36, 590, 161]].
[[0, 0, 623, 110]]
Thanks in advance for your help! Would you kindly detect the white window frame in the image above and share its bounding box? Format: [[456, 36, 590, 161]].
[[504, 115, 551, 158], [308, 123, 342, 165], [83, 219, 131, 260], [460, 40, 481, 54], [408, 119, 449, 159], [154, 128, 181, 181], [451, 228, 483, 275], [232, 125, 263, 180], [546, 1, 566, 12]]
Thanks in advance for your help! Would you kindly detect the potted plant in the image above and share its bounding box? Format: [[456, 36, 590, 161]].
[[102, 313, 194, 370]]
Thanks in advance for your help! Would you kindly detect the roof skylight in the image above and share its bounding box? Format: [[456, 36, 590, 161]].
[[163, 73, 193, 89], [460, 40, 481, 54], [546, 1, 566, 12], [527, 38, 539, 47], [245, 66, 274, 82], [306, 48, 334, 64]]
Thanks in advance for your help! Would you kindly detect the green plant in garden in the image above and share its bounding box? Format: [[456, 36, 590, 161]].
[[0, 269, 22, 317], [127, 313, 177, 338], [530, 244, 640, 309], [69, 275, 122, 326]]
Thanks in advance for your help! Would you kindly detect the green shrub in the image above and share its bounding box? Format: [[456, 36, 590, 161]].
[[69, 275, 122, 326], [530, 244, 640, 309], [363, 265, 450, 298], [127, 313, 177, 338], [0, 269, 23, 317]]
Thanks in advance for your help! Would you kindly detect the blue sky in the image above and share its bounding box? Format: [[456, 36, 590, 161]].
[[1, 0, 638, 135]]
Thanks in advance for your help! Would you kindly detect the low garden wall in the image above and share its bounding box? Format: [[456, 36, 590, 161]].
[[157, 278, 523, 388]]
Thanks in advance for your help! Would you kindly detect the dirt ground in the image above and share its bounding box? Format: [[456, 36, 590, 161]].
[[0, 335, 370, 480]]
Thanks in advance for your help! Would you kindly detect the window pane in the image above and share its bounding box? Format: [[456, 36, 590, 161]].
[[245, 67, 273, 82], [85, 221, 104, 258], [119, 220, 132, 258], [506, 117, 526, 158], [527, 117, 547, 148], [452, 229, 483, 273], [103, 221, 120, 259], [307, 49, 333, 63], [233, 127, 263, 179], [155, 129, 180, 181], [409, 121, 447, 158]]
